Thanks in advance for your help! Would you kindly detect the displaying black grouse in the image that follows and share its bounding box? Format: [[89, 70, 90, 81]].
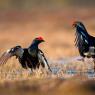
[[73, 21, 95, 71], [0, 37, 52, 72]]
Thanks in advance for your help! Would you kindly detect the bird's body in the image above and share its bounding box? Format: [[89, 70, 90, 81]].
[[18, 48, 38, 70], [18, 48, 47, 70], [0, 37, 52, 72], [73, 21, 95, 71], [73, 21, 95, 58]]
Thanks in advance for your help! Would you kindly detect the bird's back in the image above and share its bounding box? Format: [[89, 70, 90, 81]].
[[89, 35, 95, 46]]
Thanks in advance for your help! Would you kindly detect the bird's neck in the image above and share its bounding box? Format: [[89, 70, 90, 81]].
[[77, 26, 85, 31], [77, 26, 89, 36], [30, 43, 39, 50], [28, 43, 39, 57]]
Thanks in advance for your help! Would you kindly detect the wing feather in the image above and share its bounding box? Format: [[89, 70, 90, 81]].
[[38, 50, 52, 72], [0, 50, 13, 65], [75, 30, 89, 48]]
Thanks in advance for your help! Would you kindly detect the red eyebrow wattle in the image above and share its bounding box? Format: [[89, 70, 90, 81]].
[[37, 37, 44, 40]]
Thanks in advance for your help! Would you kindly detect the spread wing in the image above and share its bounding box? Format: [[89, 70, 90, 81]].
[[0, 49, 14, 65], [38, 49, 52, 72]]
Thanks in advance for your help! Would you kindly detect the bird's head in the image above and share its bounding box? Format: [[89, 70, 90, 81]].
[[72, 21, 86, 30], [8, 45, 24, 57], [32, 37, 45, 44]]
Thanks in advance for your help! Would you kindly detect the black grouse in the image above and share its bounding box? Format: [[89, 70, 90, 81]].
[[73, 21, 95, 71], [0, 37, 52, 72]]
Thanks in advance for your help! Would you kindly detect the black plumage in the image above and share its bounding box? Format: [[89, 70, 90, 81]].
[[73, 21, 95, 71], [0, 37, 52, 72]]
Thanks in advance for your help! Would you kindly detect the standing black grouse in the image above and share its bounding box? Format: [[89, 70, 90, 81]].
[[73, 21, 95, 71], [0, 37, 51, 72]]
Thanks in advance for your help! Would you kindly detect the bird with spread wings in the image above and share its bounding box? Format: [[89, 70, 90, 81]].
[[0, 37, 52, 72]]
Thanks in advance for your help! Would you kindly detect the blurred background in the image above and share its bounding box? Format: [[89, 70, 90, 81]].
[[0, 0, 95, 59]]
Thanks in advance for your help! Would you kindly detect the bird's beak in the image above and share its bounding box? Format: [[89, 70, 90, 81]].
[[72, 23, 76, 28], [42, 40, 45, 42]]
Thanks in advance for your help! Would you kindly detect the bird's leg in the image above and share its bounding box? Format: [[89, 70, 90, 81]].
[[31, 68, 33, 72]]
